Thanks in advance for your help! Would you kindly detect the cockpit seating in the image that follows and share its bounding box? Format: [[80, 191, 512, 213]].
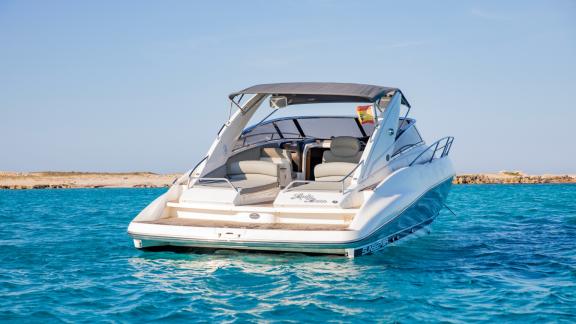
[[314, 136, 362, 184], [218, 147, 292, 204], [259, 147, 293, 186], [322, 136, 362, 163], [226, 160, 279, 194]]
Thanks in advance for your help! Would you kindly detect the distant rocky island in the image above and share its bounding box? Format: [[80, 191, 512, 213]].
[[0, 172, 179, 189], [0, 171, 574, 189], [454, 171, 576, 184]]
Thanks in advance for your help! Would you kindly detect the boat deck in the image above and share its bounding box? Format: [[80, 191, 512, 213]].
[[137, 218, 351, 231]]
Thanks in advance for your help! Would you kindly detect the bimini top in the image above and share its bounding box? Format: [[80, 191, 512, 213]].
[[229, 82, 410, 107]]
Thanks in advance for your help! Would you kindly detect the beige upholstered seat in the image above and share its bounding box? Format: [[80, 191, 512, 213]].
[[314, 137, 362, 185], [260, 147, 288, 163], [226, 160, 279, 192], [314, 162, 357, 182], [323, 136, 363, 163], [189, 155, 281, 205], [225, 160, 280, 204], [259, 147, 292, 187]]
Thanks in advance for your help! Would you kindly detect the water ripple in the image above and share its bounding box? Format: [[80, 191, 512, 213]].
[[1, 185, 575, 322]]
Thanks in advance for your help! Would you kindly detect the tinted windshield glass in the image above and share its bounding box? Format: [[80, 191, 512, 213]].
[[297, 117, 364, 138], [234, 116, 374, 150], [234, 122, 280, 149], [393, 124, 423, 155], [273, 119, 302, 138]]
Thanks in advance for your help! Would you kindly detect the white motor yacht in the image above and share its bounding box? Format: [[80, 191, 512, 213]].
[[128, 82, 455, 257]]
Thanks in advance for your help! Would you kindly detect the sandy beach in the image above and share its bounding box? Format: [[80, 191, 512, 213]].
[[1, 171, 575, 189]]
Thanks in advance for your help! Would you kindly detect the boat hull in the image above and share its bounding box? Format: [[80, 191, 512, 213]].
[[129, 177, 453, 257]]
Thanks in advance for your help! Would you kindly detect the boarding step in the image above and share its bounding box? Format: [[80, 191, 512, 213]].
[[138, 217, 351, 231], [165, 201, 358, 225], [166, 201, 358, 214]]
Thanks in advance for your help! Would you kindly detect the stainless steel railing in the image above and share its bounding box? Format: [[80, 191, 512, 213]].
[[409, 136, 454, 167], [181, 157, 239, 191], [283, 161, 363, 193], [184, 156, 208, 184], [186, 176, 238, 191]]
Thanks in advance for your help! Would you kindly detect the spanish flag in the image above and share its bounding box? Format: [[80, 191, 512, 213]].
[[356, 105, 375, 125]]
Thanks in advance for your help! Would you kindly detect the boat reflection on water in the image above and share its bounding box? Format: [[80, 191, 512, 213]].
[[123, 222, 516, 321], [129, 250, 364, 280], [127, 250, 380, 317], [126, 237, 436, 293]]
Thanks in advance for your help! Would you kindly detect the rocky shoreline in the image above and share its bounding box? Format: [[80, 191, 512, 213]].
[[454, 173, 576, 184], [0, 172, 179, 190], [1, 171, 575, 190]]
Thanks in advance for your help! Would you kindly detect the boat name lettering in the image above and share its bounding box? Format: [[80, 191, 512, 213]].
[[290, 193, 327, 203], [360, 238, 389, 256]]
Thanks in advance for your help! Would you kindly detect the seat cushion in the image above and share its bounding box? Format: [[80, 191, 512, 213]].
[[227, 160, 278, 178], [330, 136, 360, 156], [323, 136, 363, 163], [323, 151, 363, 163], [228, 176, 278, 194], [314, 162, 357, 180], [226, 160, 279, 194], [260, 147, 287, 162]]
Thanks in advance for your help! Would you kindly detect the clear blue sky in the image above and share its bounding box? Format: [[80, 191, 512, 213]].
[[1, 0, 575, 174]]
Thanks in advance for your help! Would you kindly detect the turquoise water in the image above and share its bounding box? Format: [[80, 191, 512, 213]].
[[1, 185, 575, 323]]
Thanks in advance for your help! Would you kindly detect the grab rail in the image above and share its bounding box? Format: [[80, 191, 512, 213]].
[[283, 161, 363, 193], [186, 156, 208, 184], [409, 136, 454, 166], [187, 177, 238, 192]]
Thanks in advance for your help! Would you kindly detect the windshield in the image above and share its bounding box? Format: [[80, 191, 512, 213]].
[[233, 116, 374, 150], [233, 99, 383, 150]]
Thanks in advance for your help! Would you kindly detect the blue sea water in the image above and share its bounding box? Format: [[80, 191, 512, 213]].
[[0, 185, 575, 323]]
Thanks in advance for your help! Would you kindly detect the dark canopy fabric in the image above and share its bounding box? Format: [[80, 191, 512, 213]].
[[229, 82, 410, 107]]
